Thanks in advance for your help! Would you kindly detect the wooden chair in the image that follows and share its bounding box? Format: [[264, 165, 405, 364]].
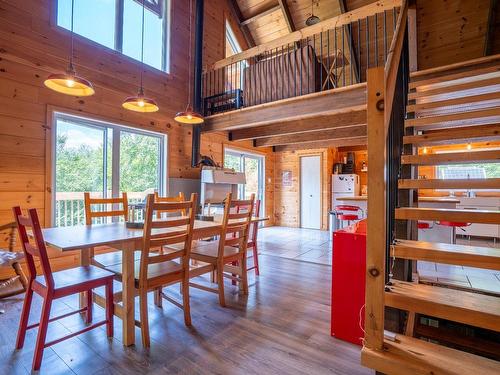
[[104, 193, 198, 348], [0, 222, 28, 299], [245, 199, 261, 275], [13, 207, 114, 371], [154, 192, 187, 217], [84, 192, 137, 268], [190, 193, 255, 307]]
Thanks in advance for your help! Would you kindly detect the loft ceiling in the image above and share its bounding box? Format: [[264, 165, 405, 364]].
[[234, 0, 344, 45]]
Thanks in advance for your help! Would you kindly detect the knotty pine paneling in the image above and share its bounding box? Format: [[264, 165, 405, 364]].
[[0, 0, 274, 279]]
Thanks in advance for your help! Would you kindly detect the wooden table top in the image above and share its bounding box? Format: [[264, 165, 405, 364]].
[[41, 217, 267, 252]]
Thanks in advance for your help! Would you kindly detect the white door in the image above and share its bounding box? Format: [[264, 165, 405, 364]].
[[300, 155, 321, 229]]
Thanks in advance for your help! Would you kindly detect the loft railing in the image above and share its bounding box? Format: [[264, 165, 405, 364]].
[[202, 0, 402, 116], [364, 0, 409, 352]]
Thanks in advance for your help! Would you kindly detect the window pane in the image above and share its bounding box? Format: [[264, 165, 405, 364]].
[[123, 0, 164, 71], [244, 157, 259, 200], [119, 131, 161, 206], [55, 120, 105, 226], [57, 0, 116, 50]]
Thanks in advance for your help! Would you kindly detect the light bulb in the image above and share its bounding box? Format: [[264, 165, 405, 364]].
[[423, 147, 428, 154], [187, 114, 193, 120], [66, 78, 75, 88], [138, 100, 145, 107], [467, 143, 472, 150]]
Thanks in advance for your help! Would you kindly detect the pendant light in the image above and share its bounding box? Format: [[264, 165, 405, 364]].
[[305, 0, 320, 26], [122, 0, 159, 113], [175, 0, 204, 124], [44, 0, 94, 96]]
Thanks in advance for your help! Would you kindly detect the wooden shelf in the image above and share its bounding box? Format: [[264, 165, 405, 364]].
[[361, 334, 500, 375], [385, 281, 500, 332], [395, 207, 500, 224], [398, 178, 500, 190], [392, 239, 500, 270]]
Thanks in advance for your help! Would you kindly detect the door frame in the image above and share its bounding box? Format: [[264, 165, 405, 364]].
[[299, 153, 323, 229]]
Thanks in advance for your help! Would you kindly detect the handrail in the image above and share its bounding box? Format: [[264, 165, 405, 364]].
[[384, 0, 408, 132], [206, 0, 403, 72]]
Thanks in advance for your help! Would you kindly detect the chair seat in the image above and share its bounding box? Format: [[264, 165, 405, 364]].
[[438, 221, 470, 227], [191, 243, 240, 259], [417, 221, 432, 229], [0, 250, 24, 266], [93, 251, 142, 267], [35, 266, 114, 291], [338, 214, 359, 221], [105, 260, 183, 285]]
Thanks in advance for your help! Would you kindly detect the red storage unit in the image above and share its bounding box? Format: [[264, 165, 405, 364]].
[[331, 219, 366, 346]]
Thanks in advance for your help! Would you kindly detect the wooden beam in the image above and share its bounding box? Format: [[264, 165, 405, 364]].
[[230, 108, 366, 140], [278, 0, 295, 33], [207, 0, 403, 71], [273, 136, 367, 152], [365, 67, 386, 351], [407, 2, 418, 72], [203, 83, 367, 132], [484, 0, 498, 56], [240, 4, 281, 26], [255, 125, 366, 147], [226, 0, 256, 47]]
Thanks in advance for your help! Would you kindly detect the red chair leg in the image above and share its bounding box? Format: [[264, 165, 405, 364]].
[[253, 244, 260, 276], [105, 280, 114, 338], [32, 296, 53, 371], [16, 286, 33, 349], [86, 290, 93, 324]]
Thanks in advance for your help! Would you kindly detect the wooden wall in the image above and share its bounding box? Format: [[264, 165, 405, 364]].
[[273, 148, 335, 229], [0, 0, 274, 278]]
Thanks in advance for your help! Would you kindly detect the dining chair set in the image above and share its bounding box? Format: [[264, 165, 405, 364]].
[[11, 191, 261, 371]]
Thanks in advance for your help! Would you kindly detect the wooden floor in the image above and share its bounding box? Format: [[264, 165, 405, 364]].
[[0, 253, 369, 375]]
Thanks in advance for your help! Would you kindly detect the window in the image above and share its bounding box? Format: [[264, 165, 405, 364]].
[[53, 113, 166, 226], [225, 21, 246, 91], [56, 0, 170, 72], [224, 148, 265, 216]]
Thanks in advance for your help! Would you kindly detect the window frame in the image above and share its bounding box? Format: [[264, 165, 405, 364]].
[[50, 111, 168, 226], [52, 0, 171, 73]]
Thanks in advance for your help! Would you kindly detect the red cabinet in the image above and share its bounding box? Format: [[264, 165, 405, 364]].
[[331, 219, 366, 346]]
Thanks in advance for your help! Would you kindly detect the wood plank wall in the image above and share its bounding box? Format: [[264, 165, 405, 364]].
[[0, 0, 274, 279]]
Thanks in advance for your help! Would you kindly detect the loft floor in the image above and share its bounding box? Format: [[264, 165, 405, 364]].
[[0, 253, 367, 375]]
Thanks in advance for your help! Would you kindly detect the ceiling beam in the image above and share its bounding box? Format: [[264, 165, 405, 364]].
[[255, 125, 366, 147], [484, 0, 498, 56], [278, 0, 295, 33], [240, 4, 282, 26], [227, 0, 256, 47], [273, 137, 367, 152]]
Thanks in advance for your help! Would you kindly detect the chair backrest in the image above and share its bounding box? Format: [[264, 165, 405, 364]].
[[153, 192, 187, 218], [84, 192, 128, 225], [140, 193, 197, 288], [248, 200, 261, 245], [219, 193, 255, 257], [12, 207, 53, 289]]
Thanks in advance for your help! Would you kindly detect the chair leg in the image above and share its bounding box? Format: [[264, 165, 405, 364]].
[[216, 263, 226, 307], [210, 269, 216, 284], [86, 290, 93, 324], [181, 276, 191, 326], [16, 285, 33, 349], [231, 261, 237, 286], [154, 287, 163, 307], [105, 281, 114, 338], [241, 256, 249, 295], [253, 244, 260, 276], [32, 296, 53, 371], [139, 289, 150, 348]]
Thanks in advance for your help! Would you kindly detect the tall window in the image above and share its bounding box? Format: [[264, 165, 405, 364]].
[[224, 148, 265, 215], [225, 21, 246, 90], [56, 0, 170, 72], [53, 113, 166, 226]]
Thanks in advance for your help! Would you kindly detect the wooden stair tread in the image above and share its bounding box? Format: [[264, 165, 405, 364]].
[[385, 281, 500, 332], [392, 239, 500, 270], [398, 178, 500, 190], [403, 124, 500, 145], [395, 207, 500, 224], [407, 92, 500, 113], [361, 334, 500, 375], [401, 150, 500, 165], [408, 77, 500, 100], [405, 107, 500, 128], [409, 68, 500, 90]]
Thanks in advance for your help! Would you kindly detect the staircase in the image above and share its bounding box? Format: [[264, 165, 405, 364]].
[[362, 54, 500, 374]]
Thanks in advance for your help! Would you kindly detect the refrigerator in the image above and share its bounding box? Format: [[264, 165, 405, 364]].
[[332, 174, 360, 209]]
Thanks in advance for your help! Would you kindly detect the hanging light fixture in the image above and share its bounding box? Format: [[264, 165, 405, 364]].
[[305, 0, 320, 26], [175, 0, 204, 124], [122, 0, 159, 113], [44, 0, 94, 96]]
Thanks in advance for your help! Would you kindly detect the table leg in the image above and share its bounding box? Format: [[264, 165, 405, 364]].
[[121, 242, 136, 346], [79, 248, 90, 309]]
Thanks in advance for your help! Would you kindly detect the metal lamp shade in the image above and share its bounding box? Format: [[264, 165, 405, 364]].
[[44, 73, 95, 96], [122, 95, 159, 113]]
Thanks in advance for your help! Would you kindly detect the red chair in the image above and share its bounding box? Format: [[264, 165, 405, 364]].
[[417, 221, 433, 229], [246, 200, 261, 275], [335, 205, 363, 228], [13, 207, 115, 371], [437, 221, 471, 244]]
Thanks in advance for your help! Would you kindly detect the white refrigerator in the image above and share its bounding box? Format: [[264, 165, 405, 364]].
[[332, 174, 360, 209]]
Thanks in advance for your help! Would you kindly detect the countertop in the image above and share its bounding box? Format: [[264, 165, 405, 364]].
[[336, 196, 461, 203]]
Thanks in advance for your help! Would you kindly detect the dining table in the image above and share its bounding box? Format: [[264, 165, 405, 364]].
[[39, 216, 267, 346]]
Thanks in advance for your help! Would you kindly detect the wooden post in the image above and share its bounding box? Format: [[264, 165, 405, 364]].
[[407, 2, 417, 72], [365, 67, 386, 351]]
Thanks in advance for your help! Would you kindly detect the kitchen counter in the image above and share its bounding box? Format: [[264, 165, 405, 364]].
[[336, 196, 462, 204], [336, 196, 368, 201]]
